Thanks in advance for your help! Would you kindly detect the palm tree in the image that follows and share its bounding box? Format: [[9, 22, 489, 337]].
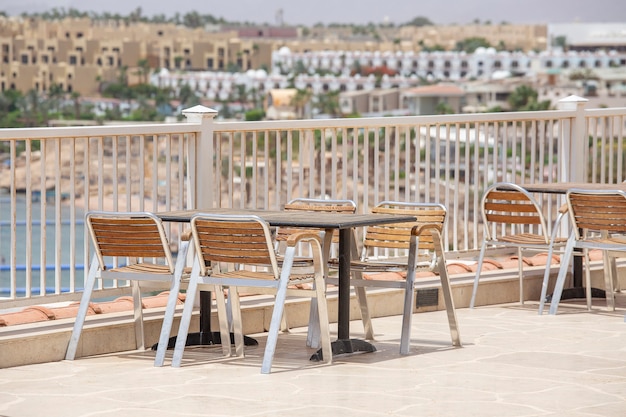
[[136, 59, 150, 85], [70, 91, 81, 120], [315, 91, 340, 118], [507, 85, 550, 111], [291, 88, 312, 119], [177, 84, 199, 108], [47, 83, 65, 116], [20, 89, 40, 127]]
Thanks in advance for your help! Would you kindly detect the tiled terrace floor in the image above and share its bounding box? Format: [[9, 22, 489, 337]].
[[1, 299, 626, 417]]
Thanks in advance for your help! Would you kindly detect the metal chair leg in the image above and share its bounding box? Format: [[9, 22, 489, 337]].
[[470, 243, 488, 309], [65, 255, 99, 360], [549, 236, 576, 315], [154, 240, 189, 366]]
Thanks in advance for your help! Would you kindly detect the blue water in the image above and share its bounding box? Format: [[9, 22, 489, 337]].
[[0, 192, 86, 296]]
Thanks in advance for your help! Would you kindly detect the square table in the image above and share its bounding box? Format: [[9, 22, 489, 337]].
[[156, 208, 418, 357], [520, 182, 626, 195]]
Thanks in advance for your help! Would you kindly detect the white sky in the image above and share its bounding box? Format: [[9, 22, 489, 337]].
[[2, 0, 625, 26]]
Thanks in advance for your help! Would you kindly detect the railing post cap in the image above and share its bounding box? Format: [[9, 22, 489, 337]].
[[182, 105, 218, 119], [558, 95, 588, 111], [558, 95, 589, 103]]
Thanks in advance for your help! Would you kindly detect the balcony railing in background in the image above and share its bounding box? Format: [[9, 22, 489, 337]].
[[1, 96, 625, 309]]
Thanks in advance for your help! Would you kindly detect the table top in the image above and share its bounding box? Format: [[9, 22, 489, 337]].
[[156, 208, 417, 229], [520, 182, 626, 194]]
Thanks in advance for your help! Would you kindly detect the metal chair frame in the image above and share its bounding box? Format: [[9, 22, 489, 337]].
[[549, 188, 626, 314], [330, 201, 461, 354], [170, 213, 332, 374], [470, 183, 568, 313], [65, 211, 189, 366]]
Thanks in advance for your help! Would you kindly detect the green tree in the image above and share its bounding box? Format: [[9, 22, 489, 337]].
[[315, 91, 340, 118], [244, 108, 265, 121], [136, 58, 150, 85], [291, 88, 312, 119], [507, 85, 551, 111], [177, 84, 199, 107], [404, 16, 434, 26], [182, 11, 203, 28], [47, 83, 65, 116], [554, 35, 567, 50], [20, 89, 40, 126], [455, 37, 491, 53], [70, 91, 81, 120], [436, 102, 455, 115]]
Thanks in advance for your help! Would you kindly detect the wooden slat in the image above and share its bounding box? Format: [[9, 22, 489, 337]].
[[89, 215, 168, 258], [570, 192, 626, 233], [486, 213, 541, 225], [363, 204, 446, 252], [284, 203, 355, 213], [484, 201, 538, 213], [278, 200, 356, 242], [90, 218, 155, 226], [487, 190, 532, 201], [193, 218, 274, 266]]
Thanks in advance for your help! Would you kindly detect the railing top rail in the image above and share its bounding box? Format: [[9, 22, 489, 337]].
[[214, 109, 577, 132], [0, 121, 201, 140], [584, 107, 626, 117]]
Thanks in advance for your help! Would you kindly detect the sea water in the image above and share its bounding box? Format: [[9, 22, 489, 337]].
[[0, 191, 86, 297]]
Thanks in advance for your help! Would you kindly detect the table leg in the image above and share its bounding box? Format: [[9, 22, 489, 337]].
[[547, 248, 605, 302], [152, 291, 258, 350], [311, 227, 375, 361]]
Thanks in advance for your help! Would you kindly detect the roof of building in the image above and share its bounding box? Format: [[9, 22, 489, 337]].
[[404, 84, 465, 97], [549, 23, 626, 47]]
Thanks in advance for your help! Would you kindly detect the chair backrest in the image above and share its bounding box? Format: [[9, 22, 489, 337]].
[[481, 182, 549, 242], [277, 198, 357, 243], [566, 189, 626, 239], [86, 211, 174, 273], [190, 214, 278, 277], [364, 201, 447, 256]]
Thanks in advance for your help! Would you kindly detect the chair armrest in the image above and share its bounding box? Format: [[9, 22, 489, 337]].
[[181, 229, 192, 241], [286, 231, 322, 246], [411, 223, 442, 237]]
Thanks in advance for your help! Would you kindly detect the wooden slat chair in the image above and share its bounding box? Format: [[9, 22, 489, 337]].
[[170, 213, 332, 374], [470, 183, 568, 313], [277, 198, 357, 264], [277, 198, 358, 343], [549, 188, 626, 314], [330, 201, 461, 354], [65, 211, 189, 365]]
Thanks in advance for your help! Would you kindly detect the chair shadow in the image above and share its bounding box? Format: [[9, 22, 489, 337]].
[[120, 328, 465, 373]]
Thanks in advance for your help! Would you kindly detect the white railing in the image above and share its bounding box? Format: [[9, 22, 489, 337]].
[[0, 121, 202, 308], [1, 96, 625, 309]]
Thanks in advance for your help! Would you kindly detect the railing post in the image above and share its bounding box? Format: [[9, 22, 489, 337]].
[[182, 105, 218, 209], [558, 95, 588, 182]]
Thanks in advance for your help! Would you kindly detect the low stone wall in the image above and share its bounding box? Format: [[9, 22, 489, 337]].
[[2, 262, 623, 369]]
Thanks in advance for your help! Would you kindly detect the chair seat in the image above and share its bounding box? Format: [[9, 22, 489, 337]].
[[108, 263, 173, 275], [274, 254, 316, 268], [330, 255, 431, 273], [349, 259, 408, 271], [584, 235, 626, 247], [499, 233, 553, 245], [212, 269, 317, 285]]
